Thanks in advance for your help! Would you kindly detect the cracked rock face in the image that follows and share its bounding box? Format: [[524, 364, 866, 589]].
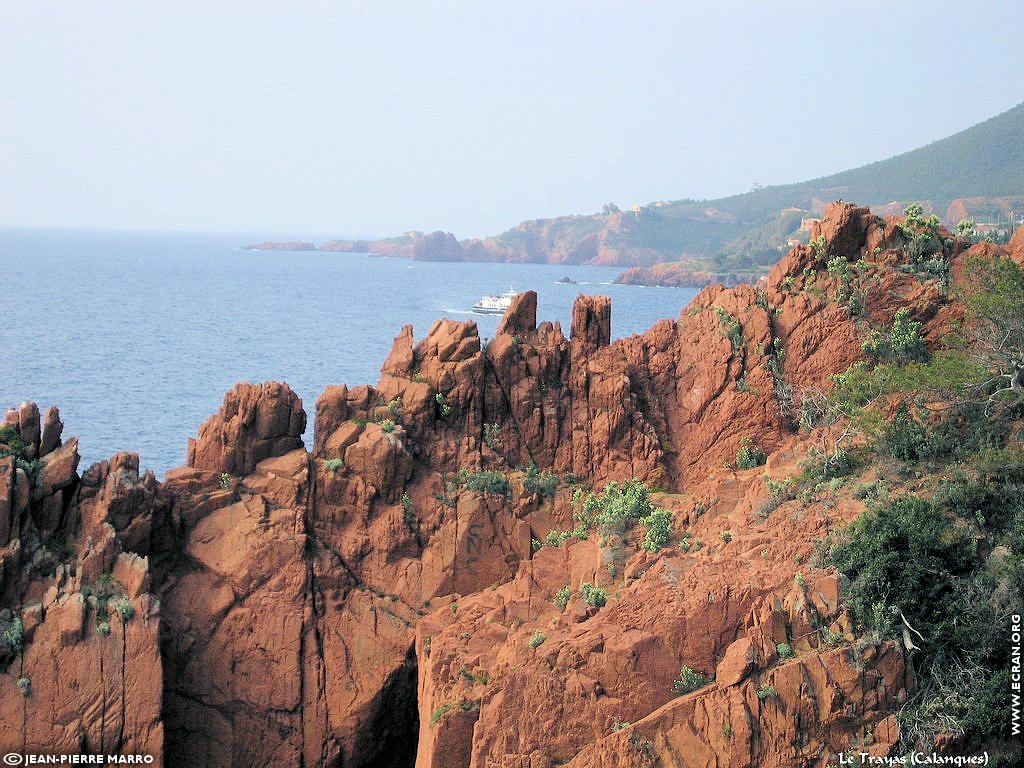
[[3, 206, 1015, 767]]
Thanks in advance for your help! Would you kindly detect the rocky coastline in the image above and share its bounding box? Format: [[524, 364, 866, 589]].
[[3, 203, 1023, 766]]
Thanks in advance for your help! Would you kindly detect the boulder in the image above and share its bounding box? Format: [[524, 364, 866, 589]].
[[187, 381, 305, 475]]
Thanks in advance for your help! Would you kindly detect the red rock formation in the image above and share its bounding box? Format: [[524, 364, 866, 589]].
[[1009, 222, 1024, 265], [187, 381, 306, 475], [6, 200, 1004, 766], [0, 407, 164, 761]]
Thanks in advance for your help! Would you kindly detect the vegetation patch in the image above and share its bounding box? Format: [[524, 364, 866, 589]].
[[521, 464, 560, 499], [451, 469, 511, 497], [672, 666, 713, 695], [553, 585, 571, 610], [434, 392, 453, 417], [713, 306, 744, 351], [571, 479, 670, 539], [861, 308, 929, 364], [580, 582, 607, 608], [483, 422, 502, 450], [639, 507, 673, 551], [430, 703, 454, 726], [0, 425, 41, 480], [735, 437, 767, 469]]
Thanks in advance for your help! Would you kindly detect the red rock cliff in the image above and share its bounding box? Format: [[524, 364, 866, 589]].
[[3, 203, 1018, 766]]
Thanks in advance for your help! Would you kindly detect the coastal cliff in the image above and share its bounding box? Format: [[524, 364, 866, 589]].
[[2, 203, 1021, 766]]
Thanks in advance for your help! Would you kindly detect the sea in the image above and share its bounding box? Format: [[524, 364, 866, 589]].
[[1, 227, 698, 477]]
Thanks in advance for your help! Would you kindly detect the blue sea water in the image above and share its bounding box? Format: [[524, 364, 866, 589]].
[[1, 227, 698, 477]]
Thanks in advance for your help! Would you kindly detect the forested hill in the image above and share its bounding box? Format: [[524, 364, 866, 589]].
[[709, 100, 1024, 221], [266, 101, 1024, 268]]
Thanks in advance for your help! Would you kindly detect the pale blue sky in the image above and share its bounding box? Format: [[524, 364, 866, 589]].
[[1, 0, 1022, 239]]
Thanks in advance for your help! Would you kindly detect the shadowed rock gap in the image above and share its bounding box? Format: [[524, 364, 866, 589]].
[[347, 643, 419, 768]]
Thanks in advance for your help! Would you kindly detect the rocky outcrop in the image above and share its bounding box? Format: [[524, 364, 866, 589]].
[[322, 231, 467, 261], [614, 263, 767, 288], [7, 202, 1011, 765], [243, 241, 318, 251], [0, 408, 164, 761], [187, 381, 306, 475], [1010, 221, 1024, 264]]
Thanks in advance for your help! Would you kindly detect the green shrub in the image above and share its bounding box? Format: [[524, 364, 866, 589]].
[[111, 595, 135, 621], [401, 492, 416, 532], [98, 621, 111, 636], [876, 402, 955, 462], [0, 424, 23, 448], [483, 422, 501, 450], [323, 457, 343, 471], [16, 677, 30, 696], [713, 306, 744, 351], [826, 255, 851, 301], [379, 418, 396, 433], [544, 529, 573, 548], [809, 234, 826, 259], [826, 494, 977, 648], [640, 508, 673, 551], [956, 218, 976, 240], [453, 469, 510, 497], [775, 643, 793, 659], [1, 618, 24, 655], [861, 308, 929, 364], [757, 684, 777, 699], [553, 586, 571, 610], [799, 445, 856, 484], [571, 479, 664, 538], [527, 631, 547, 649], [434, 392, 453, 417], [735, 438, 767, 469], [430, 702, 454, 725], [764, 474, 797, 500], [82, 574, 135, 627], [673, 666, 713, 695], [580, 582, 606, 608], [522, 464, 560, 499], [218, 472, 232, 490]]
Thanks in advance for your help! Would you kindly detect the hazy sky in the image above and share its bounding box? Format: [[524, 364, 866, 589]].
[[2, 1, 1022, 239]]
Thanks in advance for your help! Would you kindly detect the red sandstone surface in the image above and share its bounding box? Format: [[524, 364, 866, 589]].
[[3, 204, 1020, 766]]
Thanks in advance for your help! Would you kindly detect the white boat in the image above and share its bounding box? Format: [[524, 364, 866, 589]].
[[472, 288, 517, 315]]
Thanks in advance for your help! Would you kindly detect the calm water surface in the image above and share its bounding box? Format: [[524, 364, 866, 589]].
[[1, 228, 697, 476]]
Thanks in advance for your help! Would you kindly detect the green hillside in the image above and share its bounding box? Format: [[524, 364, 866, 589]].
[[480, 100, 1024, 268], [709, 100, 1024, 220]]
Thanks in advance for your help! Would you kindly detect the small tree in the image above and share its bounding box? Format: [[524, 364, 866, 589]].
[[956, 219, 977, 241], [861, 309, 929, 364], [960, 256, 1024, 415]]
